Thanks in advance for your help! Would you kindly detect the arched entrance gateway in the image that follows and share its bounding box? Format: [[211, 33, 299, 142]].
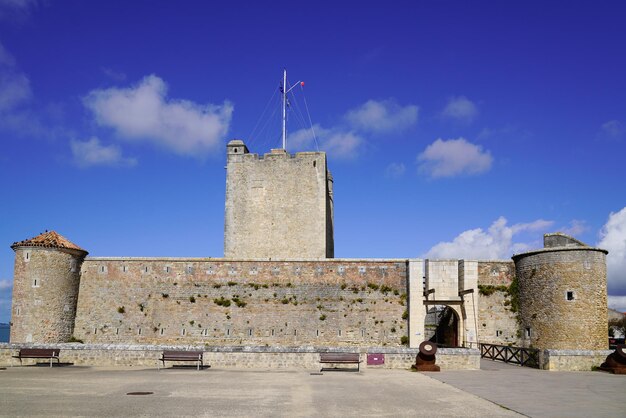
[[425, 305, 460, 347], [408, 259, 479, 349]]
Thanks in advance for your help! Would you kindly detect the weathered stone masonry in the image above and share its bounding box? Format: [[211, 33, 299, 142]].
[[224, 140, 334, 259], [73, 258, 408, 346]]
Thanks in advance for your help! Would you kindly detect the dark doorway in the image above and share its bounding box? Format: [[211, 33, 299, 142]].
[[426, 306, 459, 347]]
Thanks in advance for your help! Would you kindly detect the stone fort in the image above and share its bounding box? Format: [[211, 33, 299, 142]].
[[8, 140, 609, 359]]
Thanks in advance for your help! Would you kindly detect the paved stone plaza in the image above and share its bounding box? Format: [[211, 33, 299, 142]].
[[0, 360, 624, 417]]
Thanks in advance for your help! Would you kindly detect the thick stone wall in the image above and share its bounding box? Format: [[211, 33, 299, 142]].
[[224, 141, 333, 259], [514, 249, 608, 350], [539, 349, 613, 371], [10, 247, 85, 343], [73, 258, 408, 346], [476, 261, 520, 345], [0, 343, 480, 370]]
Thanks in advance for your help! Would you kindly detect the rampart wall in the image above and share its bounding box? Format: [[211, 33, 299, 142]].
[[476, 261, 520, 345], [73, 258, 408, 346]]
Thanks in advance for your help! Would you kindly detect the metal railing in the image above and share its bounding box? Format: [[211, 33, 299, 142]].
[[480, 343, 540, 368]]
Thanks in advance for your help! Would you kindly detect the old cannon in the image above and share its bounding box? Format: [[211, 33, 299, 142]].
[[598, 344, 626, 374], [411, 341, 440, 372]]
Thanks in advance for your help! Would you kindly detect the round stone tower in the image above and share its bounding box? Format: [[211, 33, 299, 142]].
[[10, 231, 88, 343], [512, 233, 608, 350]]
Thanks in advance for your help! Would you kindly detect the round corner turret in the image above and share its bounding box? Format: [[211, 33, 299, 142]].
[[512, 233, 608, 350], [9, 231, 88, 343]]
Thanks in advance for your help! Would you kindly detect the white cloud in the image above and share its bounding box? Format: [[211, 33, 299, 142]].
[[289, 124, 363, 159], [0, 41, 31, 112], [385, 162, 406, 179], [417, 138, 493, 178], [0, 0, 40, 21], [0, 279, 12, 290], [101, 67, 126, 82], [597, 206, 626, 295], [598, 120, 625, 140], [560, 219, 588, 237], [83, 75, 233, 156], [608, 296, 626, 313], [345, 99, 418, 133], [424, 217, 553, 260], [441, 96, 478, 123], [71, 137, 137, 168]]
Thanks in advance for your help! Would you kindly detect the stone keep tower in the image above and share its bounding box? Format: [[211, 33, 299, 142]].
[[512, 233, 608, 350], [224, 139, 334, 259], [10, 231, 88, 343]]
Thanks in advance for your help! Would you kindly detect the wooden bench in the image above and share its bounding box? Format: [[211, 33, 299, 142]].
[[159, 350, 204, 370], [319, 352, 361, 372], [12, 348, 60, 367]]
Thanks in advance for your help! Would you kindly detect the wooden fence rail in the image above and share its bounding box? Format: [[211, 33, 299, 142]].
[[480, 343, 540, 368]]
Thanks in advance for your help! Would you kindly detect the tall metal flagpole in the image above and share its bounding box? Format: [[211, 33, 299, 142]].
[[282, 69, 287, 150], [281, 69, 302, 151]]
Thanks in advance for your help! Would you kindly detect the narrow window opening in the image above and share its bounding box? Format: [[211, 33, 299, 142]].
[[525, 327, 531, 338], [313, 160, 316, 168], [294, 329, 297, 336], [26, 252, 29, 260], [248, 328, 253, 336], [338, 329, 342, 337], [361, 329, 365, 337], [181, 329, 185, 336], [116, 328, 119, 335], [566, 291, 575, 301], [16, 307, 21, 316], [138, 328, 142, 335], [226, 328, 230, 336], [144, 266, 148, 273], [94, 328, 97, 335], [496, 330, 502, 337], [316, 330, 319, 337], [160, 328, 164, 335], [101, 266, 105, 273], [122, 265, 127, 272], [33, 279, 38, 287], [271, 329, 275, 336]]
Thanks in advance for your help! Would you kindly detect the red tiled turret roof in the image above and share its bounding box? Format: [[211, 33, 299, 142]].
[[11, 231, 87, 253]]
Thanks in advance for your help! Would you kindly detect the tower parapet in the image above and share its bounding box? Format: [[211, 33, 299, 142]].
[[10, 231, 88, 343], [512, 233, 608, 350]]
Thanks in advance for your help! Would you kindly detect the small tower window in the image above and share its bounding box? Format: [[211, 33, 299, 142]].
[[160, 328, 164, 335], [496, 330, 503, 337], [566, 291, 575, 301], [525, 327, 531, 338], [32, 278, 39, 287], [70, 259, 78, 273]]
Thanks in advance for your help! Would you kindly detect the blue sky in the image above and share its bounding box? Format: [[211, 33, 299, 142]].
[[1, 0, 625, 322]]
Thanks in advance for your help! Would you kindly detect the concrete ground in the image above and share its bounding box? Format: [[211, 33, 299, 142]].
[[0, 360, 623, 417], [429, 359, 626, 418]]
